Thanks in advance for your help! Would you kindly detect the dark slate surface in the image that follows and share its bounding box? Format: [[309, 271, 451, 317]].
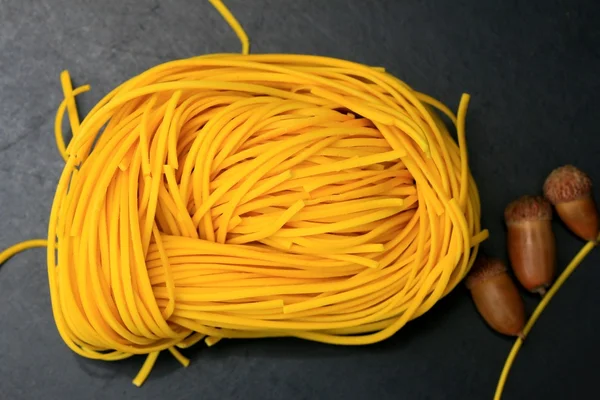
[[1, 0, 599, 399]]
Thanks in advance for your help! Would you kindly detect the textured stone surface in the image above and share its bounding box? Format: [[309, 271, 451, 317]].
[[1, 0, 599, 399]]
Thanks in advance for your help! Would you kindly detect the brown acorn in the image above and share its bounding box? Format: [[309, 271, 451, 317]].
[[466, 256, 525, 338], [504, 195, 556, 295], [543, 165, 599, 241]]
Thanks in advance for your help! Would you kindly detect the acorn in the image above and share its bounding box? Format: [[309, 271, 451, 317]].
[[466, 256, 525, 338], [543, 165, 599, 241], [504, 195, 556, 295]]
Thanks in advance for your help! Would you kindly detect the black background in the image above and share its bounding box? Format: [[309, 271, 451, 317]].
[[1, 0, 599, 399]]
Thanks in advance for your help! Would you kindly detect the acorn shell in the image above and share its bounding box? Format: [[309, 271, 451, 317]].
[[504, 196, 556, 294], [466, 257, 525, 337], [506, 219, 556, 294]]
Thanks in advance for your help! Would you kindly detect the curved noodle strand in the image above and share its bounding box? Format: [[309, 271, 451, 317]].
[[209, 0, 250, 55], [0, 240, 47, 265]]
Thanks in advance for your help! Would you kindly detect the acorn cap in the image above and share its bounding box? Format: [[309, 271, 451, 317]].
[[504, 195, 552, 224], [465, 256, 507, 290], [544, 165, 592, 205]]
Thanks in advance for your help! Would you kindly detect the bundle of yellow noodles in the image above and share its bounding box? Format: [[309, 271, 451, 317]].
[[46, 53, 487, 385], [0, 0, 488, 387]]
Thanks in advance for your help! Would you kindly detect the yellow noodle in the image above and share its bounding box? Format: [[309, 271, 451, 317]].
[[0, 0, 494, 388], [43, 53, 486, 383]]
